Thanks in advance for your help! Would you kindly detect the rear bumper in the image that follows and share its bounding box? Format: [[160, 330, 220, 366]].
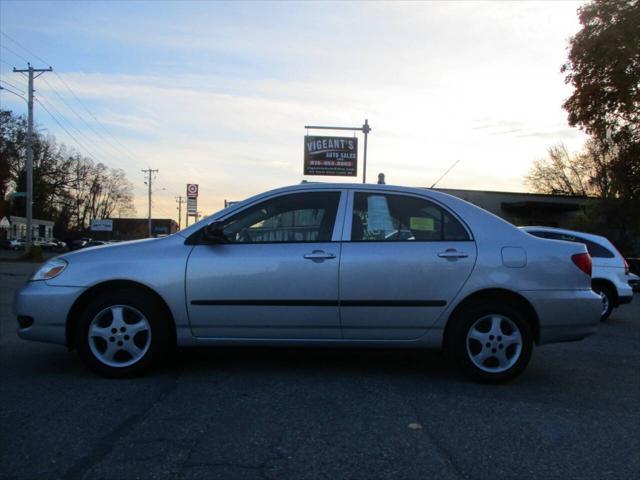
[[618, 295, 633, 305], [521, 289, 601, 345], [13, 281, 85, 346]]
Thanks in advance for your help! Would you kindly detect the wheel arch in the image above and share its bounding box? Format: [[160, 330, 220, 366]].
[[66, 280, 177, 350], [444, 288, 540, 346], [591, 278, 618, 306]]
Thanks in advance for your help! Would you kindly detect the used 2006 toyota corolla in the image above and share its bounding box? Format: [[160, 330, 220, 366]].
[[15, 183, 601, 382]]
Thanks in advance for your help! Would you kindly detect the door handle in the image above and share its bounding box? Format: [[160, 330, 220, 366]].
[[438, 249, 468, 259], [303, 250, 336, 260]]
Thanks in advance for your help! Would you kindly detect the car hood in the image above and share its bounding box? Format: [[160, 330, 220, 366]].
[[60, 237, 161, 261]]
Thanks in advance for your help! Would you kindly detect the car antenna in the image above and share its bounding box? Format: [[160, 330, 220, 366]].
[[430, 160, 461, 189]]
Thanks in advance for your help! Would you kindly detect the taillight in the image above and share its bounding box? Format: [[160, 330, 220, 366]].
[[609, 242, 629, 275], [572, 253, 592, 277]]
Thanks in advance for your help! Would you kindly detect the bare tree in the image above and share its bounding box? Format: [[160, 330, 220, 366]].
[[1, 109, 136, 235], [525, 142, 613, 198]]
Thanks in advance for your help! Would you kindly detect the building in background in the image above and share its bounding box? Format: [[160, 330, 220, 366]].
[[91, 218, 179, 241], [433, 188, 590, 228], [0, 216, 55, 242]]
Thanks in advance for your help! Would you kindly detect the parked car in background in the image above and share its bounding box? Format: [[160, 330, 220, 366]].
[[40, 238, 61, 250], [627, 258, 640, 276], [521, 227, 633, 321], [8, 238, 26, 250], [70, 238, 92, 250], [628, 273, 640, 293], [15, 184, 601, 383], [83, 241, 109, 248]]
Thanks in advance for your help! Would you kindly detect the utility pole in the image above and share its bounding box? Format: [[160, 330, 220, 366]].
[[175, 196, 184, 230], [141, 168, 158, 237], [13, 63, 52, 250]]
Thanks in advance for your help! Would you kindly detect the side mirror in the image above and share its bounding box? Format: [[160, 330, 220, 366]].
[[203, 221, 227, 243]]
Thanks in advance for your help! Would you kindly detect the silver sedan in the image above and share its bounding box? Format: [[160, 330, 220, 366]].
[[15, 183, 601, 382]]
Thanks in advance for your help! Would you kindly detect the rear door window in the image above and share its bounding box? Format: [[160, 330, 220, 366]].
[[351, 193, 470, 242]]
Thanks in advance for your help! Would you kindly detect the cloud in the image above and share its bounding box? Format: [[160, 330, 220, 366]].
[[1, 0, 588, 217]]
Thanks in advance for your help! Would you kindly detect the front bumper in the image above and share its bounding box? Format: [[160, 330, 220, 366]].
[[522, 289, 601, 345], [13, 281, 86, 346]]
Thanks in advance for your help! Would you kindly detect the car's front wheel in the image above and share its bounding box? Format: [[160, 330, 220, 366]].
[[75, 289, 172, 377], [450, 301, 533, 383]]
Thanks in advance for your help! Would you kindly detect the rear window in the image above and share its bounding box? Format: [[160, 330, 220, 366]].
[[529, 231, 614, 258], [582, 239, 614, 258]]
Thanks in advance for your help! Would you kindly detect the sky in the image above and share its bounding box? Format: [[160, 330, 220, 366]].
[[0, 0, 588, 224]]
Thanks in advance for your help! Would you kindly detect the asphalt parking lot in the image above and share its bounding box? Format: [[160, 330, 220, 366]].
[[1, 261, 638, 480]]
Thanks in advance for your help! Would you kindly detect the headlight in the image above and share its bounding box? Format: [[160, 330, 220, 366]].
[[31, 258, 68, 281]]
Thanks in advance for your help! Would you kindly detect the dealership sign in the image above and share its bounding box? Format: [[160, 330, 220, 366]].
[[90, 219, 113, 232], [304, 135, 357, 176]]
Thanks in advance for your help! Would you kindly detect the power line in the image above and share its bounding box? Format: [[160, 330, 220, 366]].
[[36, 98, 104, 164], [0, 78, 24, 93], [0, 58, 17, 69], [1, 31, 141, 166], [0, 43, 29, 63], [51, 72, 141, 165], [37, 94, 111, 163], [40, 76, 126, 163], [1, 32, 50, 66], [0, 83, 26, 101]]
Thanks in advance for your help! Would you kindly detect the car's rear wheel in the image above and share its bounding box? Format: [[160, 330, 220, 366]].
[[75, 289, 171, 377], [592, 283, 614, 321], [451, 301, 533, 383]]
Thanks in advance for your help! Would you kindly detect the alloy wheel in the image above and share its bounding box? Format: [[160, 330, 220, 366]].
[[87, 305, 152, 368], [466, 314, 523, 373]]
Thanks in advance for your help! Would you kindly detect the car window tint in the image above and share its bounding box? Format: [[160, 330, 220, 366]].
[[351, 193, 470, 241], [580, 238, 614, 258], [222, 192, 340, 243], [528, 231, 549, 239], [540, 232, 615, 258]]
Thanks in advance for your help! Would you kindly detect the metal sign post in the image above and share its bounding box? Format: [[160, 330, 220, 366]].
[[304, 119, 371, 183]]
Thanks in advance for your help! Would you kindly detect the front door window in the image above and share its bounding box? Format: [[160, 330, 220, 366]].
[[222, 192, 340, 243]]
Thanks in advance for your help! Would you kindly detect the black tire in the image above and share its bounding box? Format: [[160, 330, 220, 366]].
[[449, 301, 533, 383], [75, 289, 172, 378], [592, 283, 614, 322]]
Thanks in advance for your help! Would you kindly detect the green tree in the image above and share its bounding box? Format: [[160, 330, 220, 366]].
[[561, 0, 640, 203]]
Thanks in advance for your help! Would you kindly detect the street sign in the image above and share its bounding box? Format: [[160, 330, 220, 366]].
[[304, 135, 357, 176], [90, 219, 113, 232], [187, 184, 199, 197]]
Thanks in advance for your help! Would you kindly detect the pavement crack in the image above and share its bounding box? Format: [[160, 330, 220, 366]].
[[405, 396, 468, 480], [61, 369, 183, 480]]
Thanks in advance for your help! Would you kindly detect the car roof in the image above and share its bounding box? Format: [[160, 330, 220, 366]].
[[176, 182, 502, 239]]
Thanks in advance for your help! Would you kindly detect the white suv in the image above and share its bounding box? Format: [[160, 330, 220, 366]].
[[521, 226, 633, 321]]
